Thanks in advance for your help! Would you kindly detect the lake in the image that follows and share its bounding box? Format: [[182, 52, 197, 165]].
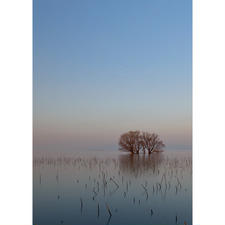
[[33, 150, 192, 225]]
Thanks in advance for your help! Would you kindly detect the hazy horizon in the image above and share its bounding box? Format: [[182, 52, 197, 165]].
[[33, 0, 192, 153]]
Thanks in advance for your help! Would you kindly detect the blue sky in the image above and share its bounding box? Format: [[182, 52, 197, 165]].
[[33, 0, 192, 152]]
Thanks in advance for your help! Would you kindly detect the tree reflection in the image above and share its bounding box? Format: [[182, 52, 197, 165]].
[[118, 152, 164, 177]]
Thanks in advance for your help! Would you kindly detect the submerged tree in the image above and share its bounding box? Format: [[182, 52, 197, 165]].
[[141, 132, 165, 154], [119, 131, 165, 154], [118, 130, 142, 154]]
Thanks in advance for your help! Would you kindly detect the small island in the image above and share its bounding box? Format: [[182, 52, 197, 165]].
[[119, 130, 165, 154]]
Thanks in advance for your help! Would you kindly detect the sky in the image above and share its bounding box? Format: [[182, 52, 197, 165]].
[[33, 0, 192, 153]]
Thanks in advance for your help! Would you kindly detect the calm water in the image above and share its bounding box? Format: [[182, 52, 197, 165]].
[[33, 151, 192, 225]]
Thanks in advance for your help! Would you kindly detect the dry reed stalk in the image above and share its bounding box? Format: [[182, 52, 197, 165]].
[[105, 203, 112, 217]]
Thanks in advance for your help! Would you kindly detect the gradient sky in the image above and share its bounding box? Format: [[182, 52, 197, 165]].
[[33, 0, 192, 153]]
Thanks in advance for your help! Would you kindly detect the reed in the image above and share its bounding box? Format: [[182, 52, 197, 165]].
[[80, 198, 83, 215], [105, 203, 112, 217], [97, 203, 100, 218]]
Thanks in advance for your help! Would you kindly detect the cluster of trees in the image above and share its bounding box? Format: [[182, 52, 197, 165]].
[[119, 130, 165, 154]]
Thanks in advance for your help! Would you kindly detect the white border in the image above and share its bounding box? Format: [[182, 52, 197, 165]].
[[0, 0, 32, 225], [193, 0, 225, 225]]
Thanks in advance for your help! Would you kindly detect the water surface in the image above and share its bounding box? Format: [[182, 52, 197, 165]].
[[34, 150, 192, 225]]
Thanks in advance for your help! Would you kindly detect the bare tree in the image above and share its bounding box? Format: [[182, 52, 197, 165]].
[[119, 131, 165, 154], [141, 132, 165, 154], [141, 132, 152, 153], [118, 131, 142, 154]]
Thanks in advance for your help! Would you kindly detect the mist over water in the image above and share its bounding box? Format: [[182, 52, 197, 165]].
[[33, 150, 192, 225]]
